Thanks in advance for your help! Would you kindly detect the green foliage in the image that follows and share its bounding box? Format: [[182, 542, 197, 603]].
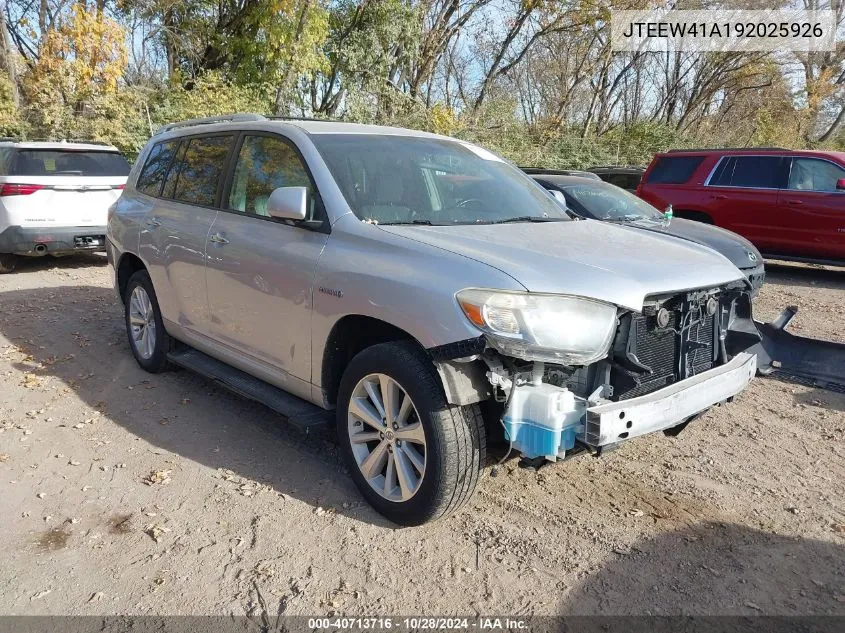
[[0, 74, 26, 137]]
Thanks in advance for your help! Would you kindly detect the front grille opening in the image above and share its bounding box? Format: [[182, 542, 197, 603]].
[[609, 290, 722, 401]]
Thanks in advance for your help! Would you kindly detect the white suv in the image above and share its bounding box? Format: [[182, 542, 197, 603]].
[[0, 140, 130, 272]]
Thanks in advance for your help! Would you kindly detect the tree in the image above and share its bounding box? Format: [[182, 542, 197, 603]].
[[22, 2, 128, 138]]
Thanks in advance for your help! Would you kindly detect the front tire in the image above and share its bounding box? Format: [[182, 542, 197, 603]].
[[337, 341, 486, 526], [124, 270, 172, 373], [0, 253, 17, 273]]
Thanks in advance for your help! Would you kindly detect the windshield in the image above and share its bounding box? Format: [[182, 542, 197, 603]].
[[10, 149, 130, 177], [310, 134, 568, 225], [563, 181, 663, 222]]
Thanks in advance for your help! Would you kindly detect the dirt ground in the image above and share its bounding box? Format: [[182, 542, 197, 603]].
[[0, 254, 843, 617]]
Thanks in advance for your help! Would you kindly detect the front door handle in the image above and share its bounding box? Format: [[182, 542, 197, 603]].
[[786, 200, 803, 206], [710, 194, 728, 200], [145, 216, 162, 228], [209, 232, 229, 245]]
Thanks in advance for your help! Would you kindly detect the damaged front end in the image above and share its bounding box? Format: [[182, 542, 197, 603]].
[[436, 282, 761, 463]]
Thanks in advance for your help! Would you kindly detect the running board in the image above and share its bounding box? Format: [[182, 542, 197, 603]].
[[167, 348, 334, 433], [754, 306, 845, 393]]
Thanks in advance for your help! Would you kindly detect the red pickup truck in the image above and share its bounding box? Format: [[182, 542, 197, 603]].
[[637, 148, 845, 265]]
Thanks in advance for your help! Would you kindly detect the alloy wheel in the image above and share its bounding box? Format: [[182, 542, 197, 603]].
[[347, 373, 427, 502], [128, 285, 157, 360]]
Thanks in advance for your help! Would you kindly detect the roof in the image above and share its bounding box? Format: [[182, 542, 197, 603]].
[[588, 165, 645, 173], [521, 167, 600, 178], [658, 147, 845, 161], [283, 120, 445, 139], [530, 174, 608, 187], [0, 140, 120, 152]]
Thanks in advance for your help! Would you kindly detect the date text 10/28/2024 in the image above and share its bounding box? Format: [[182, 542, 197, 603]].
[[308, 617, 529, 630]]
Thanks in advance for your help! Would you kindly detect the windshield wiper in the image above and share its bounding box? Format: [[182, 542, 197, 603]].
[[376, 219, 435, 226], [490, 216, 567, 224]]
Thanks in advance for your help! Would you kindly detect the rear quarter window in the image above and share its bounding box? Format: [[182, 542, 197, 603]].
[[136, 141, 179, 197], [0, 147, 14, 174], [646, 156, 705, 184]]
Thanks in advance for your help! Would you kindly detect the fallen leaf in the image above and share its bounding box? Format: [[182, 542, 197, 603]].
[[144, 524, 171, 543], [22, 373, 43, 389], [0, 454, 8, 463], [30, 589, 51, 601], [142, 469, 172, 486], [87, 592, 103, 603]]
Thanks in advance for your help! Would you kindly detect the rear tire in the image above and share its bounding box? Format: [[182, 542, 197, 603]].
[[0, 253, 17, 273], [337, 341, 486, 526], [124, 270, 173, 373]]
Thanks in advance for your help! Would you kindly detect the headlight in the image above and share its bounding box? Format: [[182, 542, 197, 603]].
[[456, 289, 617, 364]]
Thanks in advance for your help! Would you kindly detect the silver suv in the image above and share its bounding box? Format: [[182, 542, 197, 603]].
[[108, 114, 759, 525]]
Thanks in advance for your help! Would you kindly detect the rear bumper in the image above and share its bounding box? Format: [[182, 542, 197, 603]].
[[584, 352, 757, 447], [0, 225, 108, 255]]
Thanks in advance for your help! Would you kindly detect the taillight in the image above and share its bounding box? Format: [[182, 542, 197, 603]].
[[0, 183, 45, 196]]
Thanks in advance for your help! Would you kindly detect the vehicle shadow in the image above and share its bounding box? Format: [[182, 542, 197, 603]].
[[0, 284, 394, 528], [6, 252, 109, 274], [791, 388, 845, 414], [765, 261, 845, 291], [559, 522, 845, 617]]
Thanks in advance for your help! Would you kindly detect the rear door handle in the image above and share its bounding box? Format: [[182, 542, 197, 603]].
[[209, 232, 229, 245], [145, 217, 162, 228], [786, 200, 803, 206], [710, 194, 728, 200]]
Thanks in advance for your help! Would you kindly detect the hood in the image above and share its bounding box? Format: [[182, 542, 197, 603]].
[[626, 217, 763, 270], [378, 220, 745, 311]]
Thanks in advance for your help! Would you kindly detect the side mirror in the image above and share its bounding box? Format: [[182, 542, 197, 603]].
[[836, 178, 845, 191], [550, 189, 567, 209], [267, 186, 308, 221]]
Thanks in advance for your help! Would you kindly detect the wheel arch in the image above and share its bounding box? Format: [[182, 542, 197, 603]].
[[319, 315, 491, 409], [116, 252, 147, 303]]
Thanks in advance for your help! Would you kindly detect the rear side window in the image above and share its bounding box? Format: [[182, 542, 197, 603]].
[[169, 135, 233, 207], [603, 173, 642, 190], [709, 156, 786, 189], [645, 156, 704, 184], [10, 150, 130, 176], [136, 141, 179, 196]]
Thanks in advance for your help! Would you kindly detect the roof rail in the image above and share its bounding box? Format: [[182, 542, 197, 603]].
[[588, 165, 645, 170], [154, 113, 267, 136], [0, 137, 115, 145], [667, 146, 788, 153], [520, 167, 592, 174], [266, 115, 345, 123]]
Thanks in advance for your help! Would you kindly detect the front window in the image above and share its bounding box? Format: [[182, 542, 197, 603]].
[[228, 134, 318, 219], [563, 181, 664, 222], [788, 157, 845, 192], [310, 134, 567, 225]]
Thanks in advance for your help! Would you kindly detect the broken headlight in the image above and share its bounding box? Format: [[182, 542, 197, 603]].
[[456, 289, 617, 364]]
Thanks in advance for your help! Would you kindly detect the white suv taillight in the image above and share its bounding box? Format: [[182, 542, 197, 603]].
[[0, 183, 45, 196]]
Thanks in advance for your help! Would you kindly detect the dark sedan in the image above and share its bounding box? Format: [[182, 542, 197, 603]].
[[531, 174, 765, 297]]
